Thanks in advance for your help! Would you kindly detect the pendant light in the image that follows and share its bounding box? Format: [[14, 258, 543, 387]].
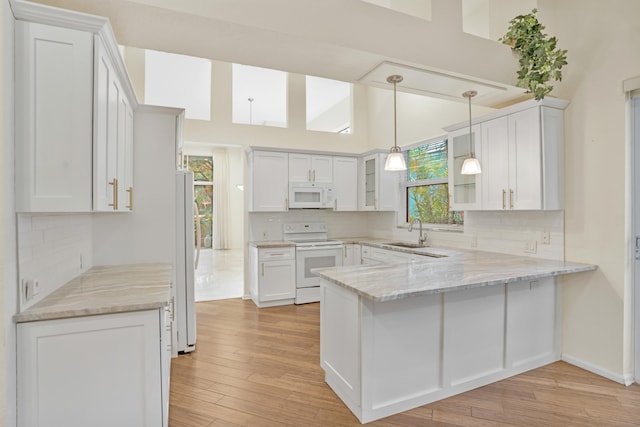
[[384, 75, 407, 171], [460, 90, 482, 175]]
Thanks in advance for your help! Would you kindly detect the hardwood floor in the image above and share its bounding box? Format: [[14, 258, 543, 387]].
[[169, 299, 640, 426]]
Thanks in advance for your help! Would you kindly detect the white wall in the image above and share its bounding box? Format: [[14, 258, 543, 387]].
[[539, 0, 640, 382]]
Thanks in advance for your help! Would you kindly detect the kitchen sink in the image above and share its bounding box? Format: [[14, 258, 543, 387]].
[[384, 242, 428, 249]]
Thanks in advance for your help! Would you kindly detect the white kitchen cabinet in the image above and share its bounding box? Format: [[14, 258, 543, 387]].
[[249, 150, 289, 211], [17, 309, 166, 427], [448, 124, 483, 211], [289, 153, 333, 183], [481, 106, 564, 210], [249, 246, 296, 307], [343, 243, 362, 265], [15, 21, 94, 212], [94, 36, 134, 212], [359, 152, 398, 211], [333, 156, 358, 211]]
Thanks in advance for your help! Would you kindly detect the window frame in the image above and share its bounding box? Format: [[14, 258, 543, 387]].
[[397, 136, 464, 231]]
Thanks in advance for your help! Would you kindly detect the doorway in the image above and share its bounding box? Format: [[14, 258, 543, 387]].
[[182, 145, 245, 301]]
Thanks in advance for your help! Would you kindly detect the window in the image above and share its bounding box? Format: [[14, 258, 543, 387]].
[[306, 76, 352, 133], [232, 64, 287, 127], [144, 49, 211, 120], [403, 138, 463, 225], [183, 155, 214, 248]]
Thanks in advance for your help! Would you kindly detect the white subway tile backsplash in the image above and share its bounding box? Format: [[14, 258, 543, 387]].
[[18, 213, 93, 311]]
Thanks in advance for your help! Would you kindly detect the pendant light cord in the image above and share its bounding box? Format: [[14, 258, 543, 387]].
[[393, 79, 398, 151]]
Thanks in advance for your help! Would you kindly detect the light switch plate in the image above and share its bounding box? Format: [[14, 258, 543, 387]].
[[524, 240, 537, 254]]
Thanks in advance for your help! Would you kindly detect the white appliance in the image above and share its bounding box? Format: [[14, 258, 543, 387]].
[[284, 222, 343, 304], [176, 171, 196, 353], [288, 182, 335, 209]]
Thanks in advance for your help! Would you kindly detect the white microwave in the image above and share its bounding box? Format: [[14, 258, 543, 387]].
[[288, 183, 334, 209]]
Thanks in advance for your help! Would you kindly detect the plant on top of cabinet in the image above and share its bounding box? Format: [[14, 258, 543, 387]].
[[499, 8, 568, 101]]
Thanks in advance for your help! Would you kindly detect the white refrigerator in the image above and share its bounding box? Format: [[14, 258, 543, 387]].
[[176, 170, 196, 353]]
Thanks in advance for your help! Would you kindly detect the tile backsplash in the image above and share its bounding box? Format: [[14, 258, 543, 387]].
[[251, 209, 565, 261], [18, 213, 93, 310]]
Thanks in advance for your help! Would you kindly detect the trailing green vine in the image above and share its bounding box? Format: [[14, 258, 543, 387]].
[[499, 8, 568, 101]]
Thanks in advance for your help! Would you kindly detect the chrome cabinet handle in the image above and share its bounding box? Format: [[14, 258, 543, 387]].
[[502, 189, 506, 209], [510, 189, 514, 209], [312, 170, 316, 182]]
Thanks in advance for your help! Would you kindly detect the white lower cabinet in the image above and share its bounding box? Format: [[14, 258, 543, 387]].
[[250, 246, 296, 307], [17, 309, 167, 427], [343, 243, 361, 265]]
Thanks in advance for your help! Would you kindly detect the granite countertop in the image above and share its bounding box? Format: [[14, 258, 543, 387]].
[[250, 240, 296, 248], [15, 263, 173, 323], [314, 243, 597, 302]]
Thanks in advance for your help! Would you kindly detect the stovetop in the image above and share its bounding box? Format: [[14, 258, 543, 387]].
[[283, 222, 342, 246]]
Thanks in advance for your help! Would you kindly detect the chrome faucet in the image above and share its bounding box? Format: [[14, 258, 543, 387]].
[[408, 218, 427, 246]]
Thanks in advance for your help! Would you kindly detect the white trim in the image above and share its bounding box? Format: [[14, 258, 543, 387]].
[[562, 354, 633, 386], [623, 75, 640, 94]]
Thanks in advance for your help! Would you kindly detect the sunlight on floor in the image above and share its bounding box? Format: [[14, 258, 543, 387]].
[[195, 248, 244, 301]]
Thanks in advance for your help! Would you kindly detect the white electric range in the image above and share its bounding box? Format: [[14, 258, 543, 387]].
[[283, 222, 344, 304]]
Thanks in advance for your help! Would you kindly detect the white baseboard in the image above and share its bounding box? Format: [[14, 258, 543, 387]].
[[562, 354, 634, 385]]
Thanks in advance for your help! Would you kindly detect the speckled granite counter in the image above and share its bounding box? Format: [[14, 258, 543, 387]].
[[314, 244, 596, 302], [250, 240, 296, 248], [15, 263, 172, 323]]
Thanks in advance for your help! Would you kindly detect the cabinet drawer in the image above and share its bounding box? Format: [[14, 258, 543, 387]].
[[258, 247, 295, 261]]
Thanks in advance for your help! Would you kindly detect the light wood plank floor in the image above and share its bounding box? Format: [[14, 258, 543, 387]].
[[169, 299, 640, 426]]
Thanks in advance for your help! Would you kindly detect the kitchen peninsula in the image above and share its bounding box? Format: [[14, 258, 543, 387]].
[[314, 245, 596, 423]]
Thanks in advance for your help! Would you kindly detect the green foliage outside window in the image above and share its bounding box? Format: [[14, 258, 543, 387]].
[[406, 140, 463, 225]]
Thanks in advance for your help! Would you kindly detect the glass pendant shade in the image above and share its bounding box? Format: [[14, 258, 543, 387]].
[[461, 90, 481, 175], [385, 148, 407, 171], [461, 156, 482, 175], [384, 74, 407, 171]]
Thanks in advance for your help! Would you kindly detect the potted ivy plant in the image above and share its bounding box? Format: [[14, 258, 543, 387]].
[[499, 8, 568, 101]]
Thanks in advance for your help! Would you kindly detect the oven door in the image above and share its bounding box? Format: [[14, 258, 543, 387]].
[[295, 246, 343, 288]]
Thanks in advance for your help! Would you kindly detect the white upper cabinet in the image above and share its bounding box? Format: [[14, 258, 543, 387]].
[[289, 153, 333, 183], [448, 125, 483, 211], [93, 36, 134, 212], [249, 150, 289, 212], [15, 21, 94, 212], [332, 156, 358, 211], [480, 106, 564, 210], [359, 153, 398, 211], [447, 98, 567, 212]]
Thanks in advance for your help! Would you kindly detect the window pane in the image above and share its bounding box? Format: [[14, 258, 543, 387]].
[[306, 76, 352, 133], [194, 184, 213, 248], [144, 49, 211, 120], [232, 64, 287, 127], [407, 184, 463, 225], [407, 139, 448, 181], [185, 156, 213, 182]]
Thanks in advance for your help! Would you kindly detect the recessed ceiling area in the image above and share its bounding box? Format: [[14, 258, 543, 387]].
[[359, 61, 524, 106]]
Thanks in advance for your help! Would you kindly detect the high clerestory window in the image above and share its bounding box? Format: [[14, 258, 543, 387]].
[[402, 138, 463, 225], [232, 64, 287, 128], [306, 76, 352, 133], [144, 49, 211, 120]]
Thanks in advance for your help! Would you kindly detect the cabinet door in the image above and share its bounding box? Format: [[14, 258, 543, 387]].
[[378, 153, 399, 211], [448, 125, 482, 210], [481, 117, 510, 210], [288, 153, 312, 182], [15, 21, 93, 212], [509, 108, 542, 210], [333, 156, 358, 211], [17, 310, 163, 427], [259, 260, 296, 301], [311, 155, 333, 183], [360, 154, 377, 210], [251, 151, 289, 211], [94, 37, 134, 212], [343, 244, 362, 266]]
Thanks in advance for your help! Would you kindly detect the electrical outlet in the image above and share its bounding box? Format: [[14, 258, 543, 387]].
[[262, 231, 267, 239], [524, 240, 537, 254], [80, 254, 84, 269], [542, 231, 551, 245], [32, 280, 40, 297], [24, 279, 41, 301]]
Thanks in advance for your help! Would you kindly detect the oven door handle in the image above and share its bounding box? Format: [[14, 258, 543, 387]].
[[296, 245, 344, 251]]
